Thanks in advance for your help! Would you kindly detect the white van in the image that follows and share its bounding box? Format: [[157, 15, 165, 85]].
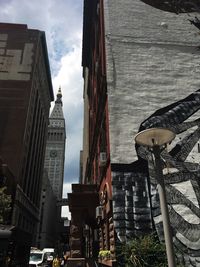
[[29, 247, 55, 267], [29, 249, 45, 266], [42, 248, 54, 261]]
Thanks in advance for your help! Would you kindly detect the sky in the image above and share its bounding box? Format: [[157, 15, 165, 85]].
[[0, 0, 84, 216]]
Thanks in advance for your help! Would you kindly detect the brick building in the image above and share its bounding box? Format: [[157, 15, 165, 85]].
[[79, 0, 200, 266], [0, 23, 53, 266]]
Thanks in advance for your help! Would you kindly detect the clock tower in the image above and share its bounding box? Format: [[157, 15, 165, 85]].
[[44, 87, 66, 200]]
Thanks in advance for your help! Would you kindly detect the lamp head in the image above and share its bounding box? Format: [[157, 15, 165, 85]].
[[135, 128, 175, 148]]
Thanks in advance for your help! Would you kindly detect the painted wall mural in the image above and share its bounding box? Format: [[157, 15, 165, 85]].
[[137, 89, 200, 266], [112, 164, 152, 243]]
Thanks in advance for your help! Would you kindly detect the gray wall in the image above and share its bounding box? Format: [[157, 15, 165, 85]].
[[104, 0, 200, 163]]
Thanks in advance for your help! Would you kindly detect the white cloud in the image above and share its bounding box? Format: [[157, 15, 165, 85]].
[[53, 44, 83, 106], [0, 0, 84, 187]]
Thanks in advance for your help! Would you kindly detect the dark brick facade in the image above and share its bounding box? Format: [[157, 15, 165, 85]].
[[0, 23, 53, 266]]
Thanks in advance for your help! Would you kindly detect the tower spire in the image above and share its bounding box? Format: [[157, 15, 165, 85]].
[[50, 86, 64, 119], [55, 86, 62, 105]]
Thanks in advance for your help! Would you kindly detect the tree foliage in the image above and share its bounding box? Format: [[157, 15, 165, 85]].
[[0, 186, 12, 224], [116, 233, 168, 267]]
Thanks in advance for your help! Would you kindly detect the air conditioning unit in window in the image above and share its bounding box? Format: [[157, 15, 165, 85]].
[[100, 152, 107, 166], [96, 206, 102, 218]]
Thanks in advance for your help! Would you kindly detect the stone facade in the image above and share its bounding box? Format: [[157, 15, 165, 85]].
[[44, 88, 66, 200], [38, 88, 66, 250]]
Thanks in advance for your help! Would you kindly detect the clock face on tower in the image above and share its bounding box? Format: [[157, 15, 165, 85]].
[[50, 150, 57, 158]]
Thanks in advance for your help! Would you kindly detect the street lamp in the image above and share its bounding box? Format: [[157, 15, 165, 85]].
[[135, 128, 176, 267]]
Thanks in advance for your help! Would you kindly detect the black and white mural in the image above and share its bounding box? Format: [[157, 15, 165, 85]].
[[137, 89, 200, 266], [112, 162, 153, 242]]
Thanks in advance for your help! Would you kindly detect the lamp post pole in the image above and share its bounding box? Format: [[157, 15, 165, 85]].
[[153, 145, 176, 267], [135, 128, 176, 267]]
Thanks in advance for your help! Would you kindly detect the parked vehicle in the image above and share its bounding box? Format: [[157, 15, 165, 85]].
[[29, 249, 44, 266], [42, 248, 55, 261], [29, 247, 55, 267]]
